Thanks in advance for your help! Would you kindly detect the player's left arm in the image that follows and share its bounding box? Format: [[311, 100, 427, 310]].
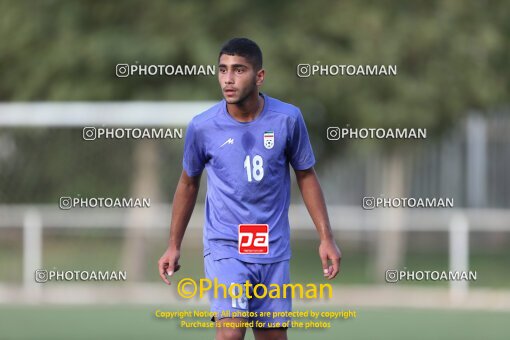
[[294, 167, 342, 279]]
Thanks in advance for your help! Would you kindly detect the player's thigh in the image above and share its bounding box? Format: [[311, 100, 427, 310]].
[[204, 255, 255, 319], [216, 317, 248, 340], [249, 260, 291, 326], [253, 327, 288, 340]]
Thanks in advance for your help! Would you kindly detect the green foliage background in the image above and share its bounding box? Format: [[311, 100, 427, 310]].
[[0, 0, 509, 202], [2, 1, 508, 124]]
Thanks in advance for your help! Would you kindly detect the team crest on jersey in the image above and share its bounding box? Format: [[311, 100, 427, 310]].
[[263, 131, 274, 149]]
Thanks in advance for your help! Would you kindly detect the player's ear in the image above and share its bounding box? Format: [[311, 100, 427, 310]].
[[256, 68, 265, 86]]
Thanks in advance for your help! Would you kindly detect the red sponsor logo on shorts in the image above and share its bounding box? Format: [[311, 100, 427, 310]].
[[238, 224, 269, 254]]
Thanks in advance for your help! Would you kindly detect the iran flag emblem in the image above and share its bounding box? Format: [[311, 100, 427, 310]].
[[264, 131, 274, 149]]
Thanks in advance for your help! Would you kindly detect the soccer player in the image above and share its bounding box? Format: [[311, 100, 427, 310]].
[[158, 37, 341, 340]]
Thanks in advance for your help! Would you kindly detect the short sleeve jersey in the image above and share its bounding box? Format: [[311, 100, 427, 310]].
[[183, 93, 315, 263]]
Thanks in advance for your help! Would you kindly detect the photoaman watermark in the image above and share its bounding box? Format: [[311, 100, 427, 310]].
[[176, 278, 332, 300]]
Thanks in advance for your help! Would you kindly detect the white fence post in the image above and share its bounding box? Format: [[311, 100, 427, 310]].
[[466, 114, 487, 207], [449, 213, 469, 303], [23, 210, 42, 302]]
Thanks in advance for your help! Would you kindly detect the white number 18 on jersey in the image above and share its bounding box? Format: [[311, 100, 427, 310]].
[[244, 155, 264, 182]]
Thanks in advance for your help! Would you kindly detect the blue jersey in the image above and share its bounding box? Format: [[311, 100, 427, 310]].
[[183, 93, 316, 263]]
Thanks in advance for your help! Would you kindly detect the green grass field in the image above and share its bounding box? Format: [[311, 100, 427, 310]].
[[1, 231, 509, 339], [0, 305, 507, 340]]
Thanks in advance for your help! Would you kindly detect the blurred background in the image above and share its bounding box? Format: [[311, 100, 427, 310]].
[[0, 0, 509, 339]]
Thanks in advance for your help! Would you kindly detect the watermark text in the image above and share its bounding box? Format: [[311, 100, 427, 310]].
[[116, 64, 215, 77], [35, 269, 127, 283], [83, 127, 183, 141], [297, 64, 397, 77], [327, 127, 426, 140], [59, 196, 150, 209], [385, 269, 477, 283], [362, 197, 454, 209]]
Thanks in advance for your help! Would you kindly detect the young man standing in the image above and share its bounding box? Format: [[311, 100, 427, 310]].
[[158, 37, 341, 340]]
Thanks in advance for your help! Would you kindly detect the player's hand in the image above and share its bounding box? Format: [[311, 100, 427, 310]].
[[158, 247, 181, 285], [319, 239, 341, 280]]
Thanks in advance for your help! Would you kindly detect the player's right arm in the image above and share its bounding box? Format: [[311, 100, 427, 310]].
[[158, 170, 201, 285]]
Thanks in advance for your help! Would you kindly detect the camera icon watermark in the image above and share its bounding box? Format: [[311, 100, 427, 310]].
[[35, 269, 49, 283], [327, 127, 341, 140], [34, 269, 128, 282], [362, 197, 376, 210], [297, 64, 311, 78], [82, 127, 96, 141], [385, 270, 398, 283], [59, 197, 73, 210], [116, 64, 130, 77]]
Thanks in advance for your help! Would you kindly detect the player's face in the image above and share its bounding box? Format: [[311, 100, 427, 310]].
[[218, 54, 264, 104]]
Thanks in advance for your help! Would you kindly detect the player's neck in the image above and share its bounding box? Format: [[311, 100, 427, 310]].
[[226, 93, 264, 123]]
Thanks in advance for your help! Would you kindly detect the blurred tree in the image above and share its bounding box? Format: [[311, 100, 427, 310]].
[[1, 0, 508, 137]]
